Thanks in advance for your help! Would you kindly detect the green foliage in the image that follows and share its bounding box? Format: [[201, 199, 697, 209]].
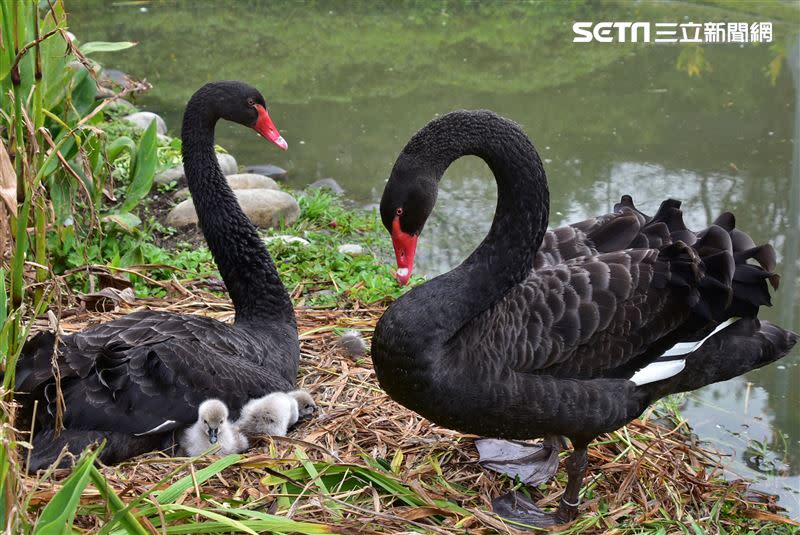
[[33, 448, 101, 535], [0, 5, 150, 530], [119, 120, 157, 212], [87, 464, 149, 535], [27, 448, 334, 534], [52, 187, 415, 305], [266, 189, 417, 306], [79, 41, 136, 55]]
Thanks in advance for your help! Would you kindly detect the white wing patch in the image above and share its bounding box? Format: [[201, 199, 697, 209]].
[[630, 317, 740, 386], [135, 420, 177, 436], [629, 359, 686, 386]]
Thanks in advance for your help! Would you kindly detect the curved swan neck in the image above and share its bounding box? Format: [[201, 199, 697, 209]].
[[181, 95, 294, 326], [404, 111, 549, 300]]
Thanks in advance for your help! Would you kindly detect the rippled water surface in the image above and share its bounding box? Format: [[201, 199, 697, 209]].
[[69, 1, 799, 516]]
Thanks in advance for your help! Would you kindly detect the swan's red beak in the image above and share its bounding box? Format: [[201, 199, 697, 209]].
[[254, 104, 288, 150], [391, 217, 417, 286]]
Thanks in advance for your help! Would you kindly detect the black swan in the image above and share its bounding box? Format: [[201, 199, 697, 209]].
[[371, 110, 797, 527], [181, 399, 248, 456], [16, 81, 299, 470]]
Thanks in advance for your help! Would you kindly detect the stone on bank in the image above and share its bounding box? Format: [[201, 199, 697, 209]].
[[167, 189, 300, 229]]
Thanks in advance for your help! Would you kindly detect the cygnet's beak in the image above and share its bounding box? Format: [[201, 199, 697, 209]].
[[298, 406, 318, 423], [208, 427, 219, 444]]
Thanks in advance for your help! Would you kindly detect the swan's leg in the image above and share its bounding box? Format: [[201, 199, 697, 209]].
[[476, 434, 562, 485], [490, 445, 588, 528], [554, 446, 588, 523]]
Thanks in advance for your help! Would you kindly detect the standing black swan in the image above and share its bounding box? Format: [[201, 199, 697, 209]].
[[371, 110, 797, 527], [15, 81, 299, 470]]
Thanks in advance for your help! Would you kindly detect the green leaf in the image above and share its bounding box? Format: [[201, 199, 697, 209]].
[[390, 448, 403, 474], [102, 212, 142, 233], [70, 67, 97, 118], [159, 505, 259, 535], [156, 454, 241, 504], [40, 132, 75, 177], [159, 519, 331, 535], [79, 41, 137, 55], [0, 268, 6, 331], [119, 242, 144, 268], [106, 136, 136, 162], [33, 448, 101, 535], [207, 508, 333, 534], [120, 120, 157, 213], [88, 466, 149, 535], [0, 2, 15, 82]]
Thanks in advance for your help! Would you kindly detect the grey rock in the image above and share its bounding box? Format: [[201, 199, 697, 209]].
[[308, 178, 344, 195], [123, 111, 167, 135], [154, 153, 238, 185], [154, 165, 185, 185], [217, 153, 238, 175], [100, 68, 128, 87], [361, 203, 380, 212], [245, 164, 287, 180], [173, 188, 191, 201], [226, 173, 278, 190], [166, 189, 299, 229], [166, 173, 278, 196], [337, 243, 364, 256]]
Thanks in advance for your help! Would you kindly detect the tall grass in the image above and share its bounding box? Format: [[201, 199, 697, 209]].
[[0, 1, 152, 531]]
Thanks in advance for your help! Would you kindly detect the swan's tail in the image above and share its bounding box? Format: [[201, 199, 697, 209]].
[[14, 331, 62, 393], [607, 196, 778, 322], [648, 318, 797, 397], [12, 331, 81, 434]]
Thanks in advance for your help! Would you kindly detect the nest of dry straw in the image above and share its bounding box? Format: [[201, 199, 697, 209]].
[[16, 295, 797, 534]]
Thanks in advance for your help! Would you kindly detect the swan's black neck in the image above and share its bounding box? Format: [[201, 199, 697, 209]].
[[396, 110, 549, 340], [181, 95, 294, 327]]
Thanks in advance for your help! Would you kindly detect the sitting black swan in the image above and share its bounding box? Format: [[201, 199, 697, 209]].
[[16, 81, 299, 470], [371, 110, 797, 527]]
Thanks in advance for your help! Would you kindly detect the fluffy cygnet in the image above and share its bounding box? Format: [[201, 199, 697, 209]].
[[237, 392, 295, 437], [181, 399, 249, 456]]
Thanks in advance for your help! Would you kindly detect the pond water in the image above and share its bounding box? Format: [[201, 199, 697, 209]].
[[68, 1, 799, 518]]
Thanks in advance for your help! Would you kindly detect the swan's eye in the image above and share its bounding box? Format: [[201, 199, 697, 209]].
[[395, 207, 404, 217], [247, 97, 256, 106]]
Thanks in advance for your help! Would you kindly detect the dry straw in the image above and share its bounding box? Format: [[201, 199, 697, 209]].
[[15, 292, 799, 533]]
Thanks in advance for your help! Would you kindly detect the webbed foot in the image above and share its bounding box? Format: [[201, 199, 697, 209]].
[[476, 434, 562, 485], [492, 491, 578, 529]]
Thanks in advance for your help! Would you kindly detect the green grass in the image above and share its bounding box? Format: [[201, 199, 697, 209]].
[[134, 188, 416, 307], [266, 189, 418, 307]]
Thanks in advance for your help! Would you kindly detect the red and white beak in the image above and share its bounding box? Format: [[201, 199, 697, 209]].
[[391, 217, 418, 286], [253, 104, 288, 150]]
